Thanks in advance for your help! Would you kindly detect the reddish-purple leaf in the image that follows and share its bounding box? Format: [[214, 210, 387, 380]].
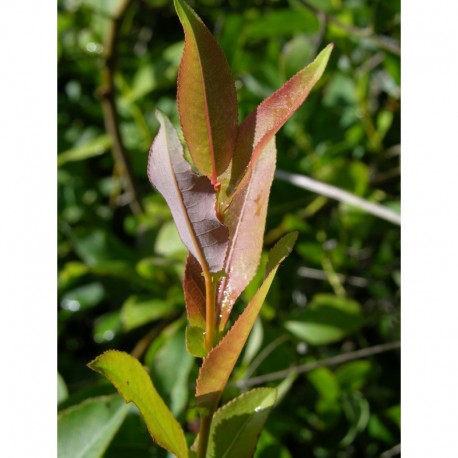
[[174, 0, 238, 185], [218, 44, 333, 207], [183, 253, 206, 329], [148, 111, 228, 274], [217, 138, 277, 330], [195, 232, 298, 413]]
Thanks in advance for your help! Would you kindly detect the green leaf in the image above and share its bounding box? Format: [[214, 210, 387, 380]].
[[60, 282, 105, 312], [120, 295, 177, 331], [196, 232, 297, 413], [155, 220, 188, 258], [285, 294, 363, 345], [275, 371, 298, 405], [58, 395, 129, 458], [208, 388, 277, 458], [150, 325, 194, 417], [340, 392, 370, 447], [254, 429, 292, 458], [174, 0, 238, 183], [88, 351, 188, 458], [93, 311, 121, 344], [58, 373, 68, 405], [336, 360, 372, 392], [307, 367, 340, 401], [244, 8, 319, 41], [242, 318, 264, 366], [58, 134, 112, 167], [148, 111, 229, 274], [186, 325, 206, 358], [368, 415, 396, 444]]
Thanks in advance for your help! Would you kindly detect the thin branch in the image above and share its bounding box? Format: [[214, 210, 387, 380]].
[[233, 341, 400, 389], [298, 0, 400, 56], [298, 266, 368, 288], [380, 443, 401, 458], [275, 169, 401, 226], [243, 335, 290, 381], [99, 0, 143, 216]]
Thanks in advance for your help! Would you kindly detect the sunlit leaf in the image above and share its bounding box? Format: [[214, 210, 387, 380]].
[[218, 139, 277, 330], [285, 294, 363, 345], [148, 111, 228, 274], [88, 351, 188, 458], [208, 388, 277, 458], [58, 395, 129, 458], [196, 232, 297, 413], [174, 0, 238, 184], [186, 325, 206, 358], [219, 44, 333, 206], [183, 253, 206, 330]]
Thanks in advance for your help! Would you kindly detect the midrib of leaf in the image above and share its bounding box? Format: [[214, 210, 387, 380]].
[[218, 164, 255, 313], [141, 401, 180, 456], [163, 120, 211, 279], [180, 7, 218, 186], [218, 413, 255, 458], [197, 48, 217, 186], [73, 401, 128, 458]]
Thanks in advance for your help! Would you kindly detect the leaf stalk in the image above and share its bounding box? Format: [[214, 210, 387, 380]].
[[204, 274, 217, 354]]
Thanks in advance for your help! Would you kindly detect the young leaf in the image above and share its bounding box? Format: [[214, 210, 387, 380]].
[[183, 253, 206, 330], [174, 0, 238, 184], [207, 388, 277, 458], [186, 325, 207, 358], [58, 395, 129, 458], [88, 351, 189, 458], [217, 138, 277, 330], [196, 232, 298, 413], [148, 111, 228, 274], [219, 44, 333, 206]]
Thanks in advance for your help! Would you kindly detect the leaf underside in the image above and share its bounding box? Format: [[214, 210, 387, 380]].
[[196, 232, 298, 413], [148, 111, 228, 274], [88, 351, 188, 458]]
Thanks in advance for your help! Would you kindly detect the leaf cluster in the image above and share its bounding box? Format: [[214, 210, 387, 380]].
[[58, 0, 400, 456]]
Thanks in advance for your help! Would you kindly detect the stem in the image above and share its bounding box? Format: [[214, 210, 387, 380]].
[[197, 412, 213, 458], [99, 0, 143, 216], [198, 273, 218, 457], [204, 274, 217, 353]]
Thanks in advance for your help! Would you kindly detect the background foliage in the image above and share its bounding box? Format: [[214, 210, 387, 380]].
[[58, 0, 400, 456]]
